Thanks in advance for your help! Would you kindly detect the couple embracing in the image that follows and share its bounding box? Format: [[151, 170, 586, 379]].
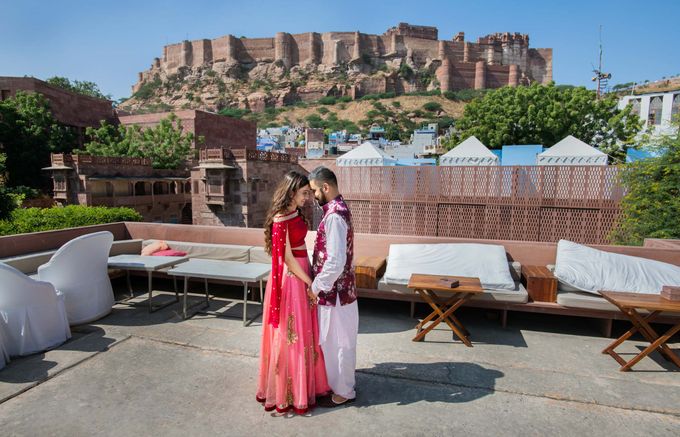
[[256, 167, 358, 415]]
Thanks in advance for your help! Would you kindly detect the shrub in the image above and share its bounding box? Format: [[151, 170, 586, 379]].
[[0, 205, 143, 236], [423, 101, 442, 113], [318, 96, 338, 105], [317, 107, 330, 115], [133, 76, 162, 100], [218, 107, 250, 119]]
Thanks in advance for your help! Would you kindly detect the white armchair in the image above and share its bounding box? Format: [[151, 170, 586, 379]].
[[0, 263, 71, 357], [0, 323, 9, 369], [37, 231, 115, 325]]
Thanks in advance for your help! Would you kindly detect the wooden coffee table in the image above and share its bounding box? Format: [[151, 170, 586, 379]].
[[600, 291, 680, 371], [407, 274, 483, 346]]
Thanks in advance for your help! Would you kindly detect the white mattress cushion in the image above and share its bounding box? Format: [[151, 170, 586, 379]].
[[554, 239, 680, 295], [383, 243, 516, 291]]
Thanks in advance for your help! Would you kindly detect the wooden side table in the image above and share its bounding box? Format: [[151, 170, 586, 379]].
[[521, 265, 557, 302], [354, 256, 386, 289], [600, 291, 680, 371], [407, 274, 483, 347]]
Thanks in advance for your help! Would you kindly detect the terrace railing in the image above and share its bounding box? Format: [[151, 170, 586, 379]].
[[336, 166, 624, 244]]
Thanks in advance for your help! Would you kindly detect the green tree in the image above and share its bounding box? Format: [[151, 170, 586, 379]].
[[0, 152, 13, 219], [82, 114, 196, 169], [611, 126, 680, 245], [46, 76, 112, 100], [0, 91, 77, 188], [452, 83, 640, 162]]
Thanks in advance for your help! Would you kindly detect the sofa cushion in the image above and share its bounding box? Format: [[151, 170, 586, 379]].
[[554, 239, 680, 295], [248, 246, 272, 264], [383, 243, 516, 291], [143, 240, 251, 263], [556, 291, 617, 312], [377, 278, 528, 303]]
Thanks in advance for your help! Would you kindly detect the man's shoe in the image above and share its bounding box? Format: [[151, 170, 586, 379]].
[[318, 394, 356, 408]]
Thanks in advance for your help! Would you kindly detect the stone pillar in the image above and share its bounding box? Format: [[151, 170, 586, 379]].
[[391, 32, 398, 54], [225, 35, 238, 63], [486, 45, 495, 65], [438, 40, 446, 59], [352, 31, 362, 60], [308, 32, 321, 64], [437, 59, 451, 92], [508, 64, 519, 87], [475, 61, 487, 90], [332, 40, 341, 65], [181, 40, 192, 67], [453, 32, 465, 42], [275, 32, 292, 68], [463, 42, 470, 63]]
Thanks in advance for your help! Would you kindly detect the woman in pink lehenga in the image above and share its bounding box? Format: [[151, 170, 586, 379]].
[[256, 171, 330, 415]]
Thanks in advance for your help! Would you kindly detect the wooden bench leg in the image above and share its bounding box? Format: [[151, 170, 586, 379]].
[[501, 310, 507, 328], [600, 319, 613, 338], [410, 301, 415, 319]]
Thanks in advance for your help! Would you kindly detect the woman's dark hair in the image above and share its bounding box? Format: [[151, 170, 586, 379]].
[[263, 171, 310, 256]]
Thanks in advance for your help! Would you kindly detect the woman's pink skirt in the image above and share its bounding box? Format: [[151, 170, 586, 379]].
[[256, 256, 330, 414]]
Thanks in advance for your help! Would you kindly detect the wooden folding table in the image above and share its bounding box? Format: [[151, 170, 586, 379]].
[[408, 274, 483, 346], [600, 291, 680, 371]]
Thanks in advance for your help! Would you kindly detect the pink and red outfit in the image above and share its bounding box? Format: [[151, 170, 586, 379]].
[[256, 210, 330, 414]]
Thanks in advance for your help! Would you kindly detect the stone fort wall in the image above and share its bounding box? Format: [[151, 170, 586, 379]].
[[136, 23, 552, 95]]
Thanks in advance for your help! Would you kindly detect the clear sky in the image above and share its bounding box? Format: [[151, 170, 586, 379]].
[[2, 0, 679, 100]]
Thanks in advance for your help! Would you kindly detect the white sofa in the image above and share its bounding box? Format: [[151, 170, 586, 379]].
[[377, 243, 529, 305]]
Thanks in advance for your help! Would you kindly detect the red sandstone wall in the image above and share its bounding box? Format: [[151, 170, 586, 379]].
[[0, 77, 115, 128], [239, 37, 275, 63], [194, 111, 256, 149]]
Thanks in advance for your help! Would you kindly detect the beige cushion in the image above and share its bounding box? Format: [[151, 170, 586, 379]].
[[556, 291, 617, 312], [110, 239, 143, 256], [143, 239, 251, 262], [249, 246, 272, 264], [1, 250, 56, 274], [377, 278, 528, 304]]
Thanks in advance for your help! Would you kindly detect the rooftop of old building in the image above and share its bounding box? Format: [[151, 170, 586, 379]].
[[0, 223, 679, 435]]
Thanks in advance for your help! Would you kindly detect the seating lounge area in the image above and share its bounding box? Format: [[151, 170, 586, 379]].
[[1, 221, 679, 434]]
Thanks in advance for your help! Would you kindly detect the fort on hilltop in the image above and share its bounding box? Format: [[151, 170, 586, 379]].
[[128, 23, 552, 111]]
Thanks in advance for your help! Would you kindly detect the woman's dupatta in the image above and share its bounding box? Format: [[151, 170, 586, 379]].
[[268, 220, 287, 328]]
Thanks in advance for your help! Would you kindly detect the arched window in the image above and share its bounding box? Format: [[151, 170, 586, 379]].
[[629, 98, 641, 117], [648, 96, 663, 126], [672, 94, 680, 121]]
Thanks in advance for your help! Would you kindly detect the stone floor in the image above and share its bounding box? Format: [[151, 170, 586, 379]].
[[1, 279, 679, 436]]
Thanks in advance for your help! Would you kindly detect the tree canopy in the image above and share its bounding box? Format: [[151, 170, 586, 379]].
[[611, 125, 680, 245], [82, 114, 198, 169], [450, 83, 641, 163], [46, 76, 112, 100], [0, 91, 76, 188]]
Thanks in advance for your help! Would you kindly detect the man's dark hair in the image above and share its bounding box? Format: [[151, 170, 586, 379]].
[[308, 166, 338, 187]]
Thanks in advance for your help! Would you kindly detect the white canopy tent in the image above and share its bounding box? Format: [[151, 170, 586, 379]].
[[439, 136, 499, 166], [536, 135, 608, 166], [336, 142, 397, 167]]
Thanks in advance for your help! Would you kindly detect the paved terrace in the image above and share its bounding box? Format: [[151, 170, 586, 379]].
[[1, 280, 679, 437]]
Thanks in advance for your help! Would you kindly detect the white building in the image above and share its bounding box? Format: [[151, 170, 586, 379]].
[[619, 91, 680, 137]]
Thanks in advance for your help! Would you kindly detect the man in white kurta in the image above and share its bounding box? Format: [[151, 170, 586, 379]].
[[309, 167, 359, 406]]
